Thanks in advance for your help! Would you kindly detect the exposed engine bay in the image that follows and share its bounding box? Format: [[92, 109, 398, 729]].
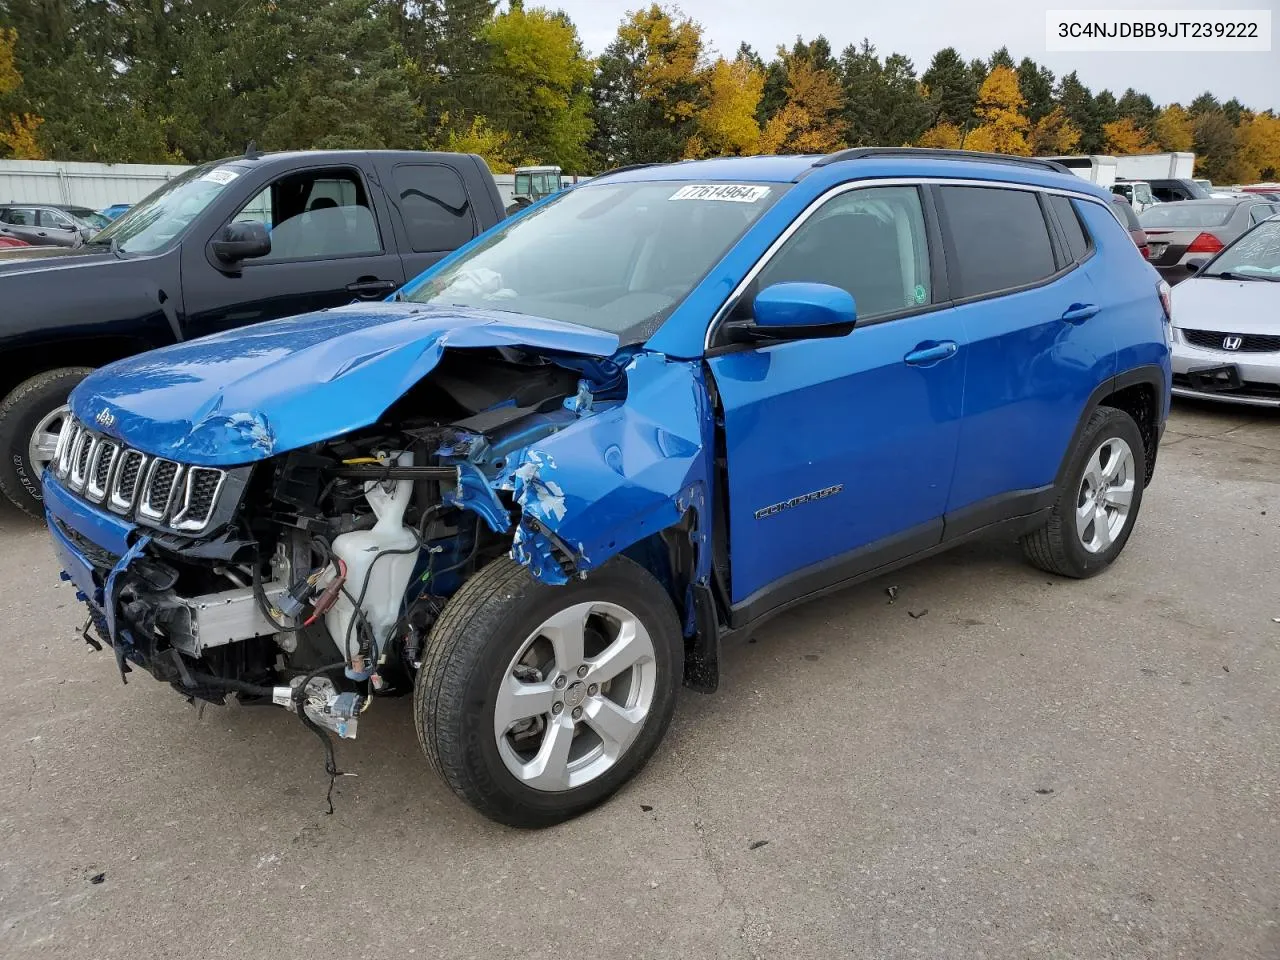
[[88, 347, 628, 747]]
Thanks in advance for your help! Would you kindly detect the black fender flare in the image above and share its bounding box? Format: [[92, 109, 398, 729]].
[[1053, 364, 1167, 490]]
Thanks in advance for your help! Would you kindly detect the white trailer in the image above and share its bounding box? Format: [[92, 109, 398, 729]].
[[0, 159, 193, 208], [1044, 155, 1118, 188], [1114, 152, 1195, 181]]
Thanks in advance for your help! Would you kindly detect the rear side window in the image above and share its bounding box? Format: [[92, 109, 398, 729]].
[[1049, 195, 1090, 261], [938, 186, 1057, 298], [1, 207, 34, 225], [391, 164, 475, 252]]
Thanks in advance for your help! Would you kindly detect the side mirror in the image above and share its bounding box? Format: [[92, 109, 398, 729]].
[[726, 282, 857, 344], [1186, 258, 1207, 272], [212, 221, 270, 265]]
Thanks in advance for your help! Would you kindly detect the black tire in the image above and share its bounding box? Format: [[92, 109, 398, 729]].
[[0, 367, 93, 519], [415, 555, 681, 828], [1021, 406, 1147, 579]]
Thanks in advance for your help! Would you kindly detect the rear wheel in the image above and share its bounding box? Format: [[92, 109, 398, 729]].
[[1021, 406, 1146, 579], [0, 368, 92, 518], [415, 556, 681, 827]]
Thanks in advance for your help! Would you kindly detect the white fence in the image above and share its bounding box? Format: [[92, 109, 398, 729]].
[[0, 161, 556, 211], [0, 159, 193, 207]]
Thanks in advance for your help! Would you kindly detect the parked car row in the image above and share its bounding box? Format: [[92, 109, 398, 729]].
[[1138, 196, 1280, 283], [0, 203, 110, 247]]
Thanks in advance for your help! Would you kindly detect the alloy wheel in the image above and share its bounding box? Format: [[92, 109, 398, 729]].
[[28, 403, 70, 475], [494, 601, 658, 792], [1075, 436, 1136, 554]]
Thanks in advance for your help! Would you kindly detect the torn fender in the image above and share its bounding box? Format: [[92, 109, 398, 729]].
[[476, 353, 715, 586]]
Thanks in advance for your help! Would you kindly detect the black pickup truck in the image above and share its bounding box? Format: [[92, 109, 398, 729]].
[[0, 148, 507, 517]]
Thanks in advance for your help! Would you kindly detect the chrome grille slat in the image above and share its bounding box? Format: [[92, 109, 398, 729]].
[[139, 458, 183, 521], [68, 433, 96, 491], [85, 440, 118, 502], [56, 417, 226, 532], [109, 450, 148, 513]]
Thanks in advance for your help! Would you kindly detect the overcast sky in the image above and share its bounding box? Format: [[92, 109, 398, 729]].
[[548, 0, 1279, 109]]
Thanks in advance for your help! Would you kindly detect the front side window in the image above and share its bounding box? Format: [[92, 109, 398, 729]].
[[233, 167, 381, 262], [39, 209, 74, 228], [753, 185, 932, 320], [939, 186, 1057, 298], [403, 180, 785, 342], [391, 164, 475, 252]]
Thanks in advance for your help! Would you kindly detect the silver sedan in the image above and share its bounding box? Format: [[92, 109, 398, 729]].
[[1170, 217, 1280, 407]]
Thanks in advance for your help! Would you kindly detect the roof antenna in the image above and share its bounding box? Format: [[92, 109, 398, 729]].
[[244, 140, 263, 160]]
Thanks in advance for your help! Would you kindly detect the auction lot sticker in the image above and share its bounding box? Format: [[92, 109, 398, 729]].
[[669, 185, 771, 203]]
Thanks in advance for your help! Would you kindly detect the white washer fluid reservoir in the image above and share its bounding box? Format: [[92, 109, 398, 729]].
[[325, 451, 420, 678]]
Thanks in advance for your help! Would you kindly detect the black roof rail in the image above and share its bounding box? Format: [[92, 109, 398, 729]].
[[590, 162, 662, 181], [811, 147, 1072, 177]]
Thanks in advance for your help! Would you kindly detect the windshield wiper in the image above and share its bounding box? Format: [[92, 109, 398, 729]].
[[1203, 270, 1272, 281]]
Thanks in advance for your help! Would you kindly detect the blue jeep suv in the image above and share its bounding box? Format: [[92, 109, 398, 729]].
[[42, 149, 1171, 826]]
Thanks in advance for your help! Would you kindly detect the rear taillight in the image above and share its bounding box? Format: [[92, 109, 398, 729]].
[[1186, 232, 1224, 254], [1138, 243, 1151, 259]]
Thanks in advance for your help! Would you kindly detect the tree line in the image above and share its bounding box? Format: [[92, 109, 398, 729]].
[[2, 1, 1278, 184]]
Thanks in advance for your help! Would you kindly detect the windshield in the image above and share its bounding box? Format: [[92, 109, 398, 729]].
[[403, 180, 785, 342], [70, 210, 111, 230], [90, 162, 244, 254], [1202, 221, 1280, 279]]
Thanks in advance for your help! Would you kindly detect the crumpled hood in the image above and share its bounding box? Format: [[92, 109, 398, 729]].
[[71, 302, 620, 465]]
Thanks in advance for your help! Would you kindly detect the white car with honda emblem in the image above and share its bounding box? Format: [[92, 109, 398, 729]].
[[1170, 215, 1280, 406]]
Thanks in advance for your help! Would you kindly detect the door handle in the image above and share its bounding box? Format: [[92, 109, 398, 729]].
[[346, 278, 398, 297], [904, 340, 958, 366], [1060, 302, 1099, 324]]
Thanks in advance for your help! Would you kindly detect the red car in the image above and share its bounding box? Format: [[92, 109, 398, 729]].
[[0, 236, 30, 248]]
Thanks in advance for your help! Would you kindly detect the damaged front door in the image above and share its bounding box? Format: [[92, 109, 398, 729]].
[[706, 184, 966, 617]]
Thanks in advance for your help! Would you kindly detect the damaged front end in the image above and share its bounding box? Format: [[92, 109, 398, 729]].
[[46, 336, 716, 749]]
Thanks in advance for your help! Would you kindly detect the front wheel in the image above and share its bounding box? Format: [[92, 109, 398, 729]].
[[1021, 406, 1147, 579], [0, 368, 93, 518], [415, 556, 682, 827]]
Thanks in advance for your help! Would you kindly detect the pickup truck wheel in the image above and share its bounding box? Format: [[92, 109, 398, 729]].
[[0, 368, 93, 518], [415, 555, 681, 828], [1021, 406, 1146, 579]]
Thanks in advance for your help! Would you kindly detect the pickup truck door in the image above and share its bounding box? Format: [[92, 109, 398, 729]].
[[372, 159, 484, 282], [705, 184, 965, 617], [180, 163, 406, 338]]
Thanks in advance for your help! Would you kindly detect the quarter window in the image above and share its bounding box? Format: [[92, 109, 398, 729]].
[[1049, 195, 1090, 261], [939, 186, 1057, 298], [391, 164, 475, 252], [754, 185, 933, 321]]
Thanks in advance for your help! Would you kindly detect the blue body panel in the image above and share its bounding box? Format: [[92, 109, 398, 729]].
[[71, 302, 619, 466], [708, 311, 965, 602]]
